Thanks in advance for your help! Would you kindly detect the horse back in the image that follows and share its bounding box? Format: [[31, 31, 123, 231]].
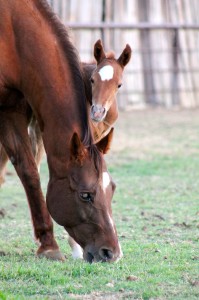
[[0, 1, 21, 88]]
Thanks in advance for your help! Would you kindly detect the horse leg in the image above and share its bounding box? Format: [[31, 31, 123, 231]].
[[29, 116, 45, 171], [0, 143, 9, 186], [29, 117, 80, 259], [28, 116, 81, 259], [0, 108, 64, 261], [68, 236, 83, 259]]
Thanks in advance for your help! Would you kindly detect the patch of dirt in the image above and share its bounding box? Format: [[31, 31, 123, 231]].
[[0, 208, 6, 218], [126, 275, 139, 281], [189, 280, 199, 287], [173, 222, 192, 228], [67, 291, 135, 300]]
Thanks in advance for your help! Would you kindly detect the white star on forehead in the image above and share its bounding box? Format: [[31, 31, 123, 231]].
[[98, 65, 114, 81]]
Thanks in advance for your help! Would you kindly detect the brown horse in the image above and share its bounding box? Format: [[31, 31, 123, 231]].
[[0, 0, 121, 263], [83, 39, 132, 143]]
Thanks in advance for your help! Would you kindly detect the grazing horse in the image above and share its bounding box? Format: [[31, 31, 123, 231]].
[[0, 0, 122, 263]]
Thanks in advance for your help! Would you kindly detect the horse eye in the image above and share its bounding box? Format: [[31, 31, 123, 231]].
[[90, 78, 94, 84], [80, 192, 93, 202], [118, 84, 122, 88]]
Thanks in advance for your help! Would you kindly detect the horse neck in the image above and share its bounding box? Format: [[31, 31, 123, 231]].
[[8, 0, 88, 176], [104, 97, 119, 125], [82, 62, 96, 105]]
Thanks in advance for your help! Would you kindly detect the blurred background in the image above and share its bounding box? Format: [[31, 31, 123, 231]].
[[48, 0, 199, 110]]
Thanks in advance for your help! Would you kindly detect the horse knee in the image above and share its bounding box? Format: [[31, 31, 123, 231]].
[[12, 162, 40, 190], [21, 169, 40, 190]]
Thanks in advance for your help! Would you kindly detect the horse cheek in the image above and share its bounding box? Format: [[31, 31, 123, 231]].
[[46, 178, 75, 227]]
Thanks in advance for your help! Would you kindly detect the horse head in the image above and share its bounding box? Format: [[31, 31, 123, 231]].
[[90, 39, 132, 122], [46, 129, 122, 263]]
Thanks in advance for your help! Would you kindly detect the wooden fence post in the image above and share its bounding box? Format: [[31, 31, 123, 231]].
[[138, 0, 157, 105], [171, 29, 180, 106]]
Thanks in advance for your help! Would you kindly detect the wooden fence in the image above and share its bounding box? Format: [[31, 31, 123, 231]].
[[48, 0, 199, 109]]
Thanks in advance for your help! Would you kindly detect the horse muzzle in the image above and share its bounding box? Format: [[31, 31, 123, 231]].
[[90, 104, 107, 122], [83, 243, 123, 263]]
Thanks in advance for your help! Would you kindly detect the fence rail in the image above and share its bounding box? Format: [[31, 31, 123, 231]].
[[66, 22, 199, 30]]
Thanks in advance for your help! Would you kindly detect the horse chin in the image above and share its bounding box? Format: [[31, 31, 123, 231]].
[[91, 117, 102, 123], [90, 111, 107, 123], [83, 250, 95, 263]]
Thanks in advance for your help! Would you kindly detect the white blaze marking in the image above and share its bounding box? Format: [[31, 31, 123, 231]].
[[115, 242, 123, 262], [118, 242, 123, 258], [108, 213, 115, 232], [98, 65, 114, 81], [103, 171, 111, 191]]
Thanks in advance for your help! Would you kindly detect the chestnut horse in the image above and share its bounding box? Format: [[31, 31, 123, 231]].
[[83, 39, 132, 143], [0, 0, 122, 263]]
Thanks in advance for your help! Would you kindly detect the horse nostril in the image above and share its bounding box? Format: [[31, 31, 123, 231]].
[[102, 107, 106, 115], [91, 105, 95, 113], [99, 248, 113, 261]]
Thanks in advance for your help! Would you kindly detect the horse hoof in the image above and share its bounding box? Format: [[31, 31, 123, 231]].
[[37, 249, 66, 261]]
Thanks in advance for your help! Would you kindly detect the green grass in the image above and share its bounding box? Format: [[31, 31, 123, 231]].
[[0, 110, 199, 299]]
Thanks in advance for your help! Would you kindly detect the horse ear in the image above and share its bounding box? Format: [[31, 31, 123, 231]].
[[70, 132, 86, 161], [117, 44, 132, 68], [94, 39, 106, 64], [96, 128, 114, 154]]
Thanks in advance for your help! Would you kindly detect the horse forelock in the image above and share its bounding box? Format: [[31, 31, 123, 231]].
[[89, 144, 103, 176], [80, 128, 101, 175], [106, 51, 115, 59]]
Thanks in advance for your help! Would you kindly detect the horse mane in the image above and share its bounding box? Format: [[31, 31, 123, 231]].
[[35, 0, 102, 173], [35, 1, 85, 115], [81, 62, 96, 105]]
